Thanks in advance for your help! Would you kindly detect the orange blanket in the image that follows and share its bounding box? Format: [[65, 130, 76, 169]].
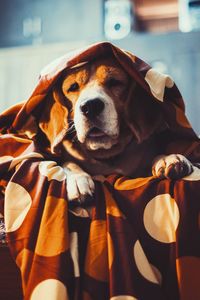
[[0, 42, 200, 300], [0, 140, 200, 299]]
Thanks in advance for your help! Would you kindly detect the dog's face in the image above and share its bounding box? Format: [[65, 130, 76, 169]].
[[39, 56, 163, 162], [61, 57, 132, 157]]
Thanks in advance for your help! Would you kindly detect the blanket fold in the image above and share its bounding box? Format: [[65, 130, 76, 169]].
[[0, 146, 200, 300], [0, 42, 200, 300]]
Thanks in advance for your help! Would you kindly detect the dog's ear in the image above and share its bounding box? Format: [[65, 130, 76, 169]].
[[39, 87, 69, 152], [124, 82, 164, 143]]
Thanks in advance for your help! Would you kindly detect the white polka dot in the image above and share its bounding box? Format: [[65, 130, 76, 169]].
[[70, 232, 80, 277], [143, 194, 180, 243], [9, 152, 43, 171], [30, 279, 68, 300], [133, 240, 162, 284], [69, 207, 91, 218], [0, 155, 13, 163], [183, 166, 200, 181], [4, 182, 32, 232], [151, 264, 162, 284], [145, 68, 174, 101], [39, 161, 66, 181], [110, 296, 138, 300]]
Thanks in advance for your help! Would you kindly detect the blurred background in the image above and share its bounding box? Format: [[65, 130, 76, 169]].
[[0, 0, 200, 133]]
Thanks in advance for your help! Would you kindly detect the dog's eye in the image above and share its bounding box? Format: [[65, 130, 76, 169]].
[[68, 82, 79, 92], [106, 78, 122, 88]]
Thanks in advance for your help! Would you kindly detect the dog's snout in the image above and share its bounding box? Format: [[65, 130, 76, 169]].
[[80, 98, 105, 118]]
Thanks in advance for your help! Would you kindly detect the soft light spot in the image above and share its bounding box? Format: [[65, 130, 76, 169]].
[[107, 232, 114, 270], [114, 176, 154, 190], [35, 196, 68, 257], [85, 220, 109, 282], [143, 194, 180, 243], [5, 182, 32, 232], [104, 186, 124, 218]]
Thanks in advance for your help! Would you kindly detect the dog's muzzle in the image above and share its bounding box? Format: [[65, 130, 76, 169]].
[[80, 98, 105, 119], [74, 86, 119, 147]]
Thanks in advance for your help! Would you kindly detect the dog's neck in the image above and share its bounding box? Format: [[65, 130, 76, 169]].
[[67, 136, 158, 177]]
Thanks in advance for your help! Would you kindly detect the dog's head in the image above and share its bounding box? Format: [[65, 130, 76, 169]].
[[39, 56, 163, 160]]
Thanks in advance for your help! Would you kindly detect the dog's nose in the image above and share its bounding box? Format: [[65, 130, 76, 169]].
[[80, 98, 105, 118]]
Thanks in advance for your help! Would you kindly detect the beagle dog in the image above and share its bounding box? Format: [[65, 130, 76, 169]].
[[38, 57, 194, 204]]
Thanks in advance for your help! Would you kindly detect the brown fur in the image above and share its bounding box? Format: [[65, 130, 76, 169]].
[[38, 57, 164, 177]]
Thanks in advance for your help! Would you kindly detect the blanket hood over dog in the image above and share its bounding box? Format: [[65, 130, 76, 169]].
[[0, 41, 200, 160], [0, 42, 200, 300]]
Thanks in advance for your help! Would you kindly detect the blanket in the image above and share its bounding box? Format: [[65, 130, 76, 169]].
[[0, 42, 200, 300]]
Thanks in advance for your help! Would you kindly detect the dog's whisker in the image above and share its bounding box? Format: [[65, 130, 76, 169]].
[[67, 124, 75, 132]]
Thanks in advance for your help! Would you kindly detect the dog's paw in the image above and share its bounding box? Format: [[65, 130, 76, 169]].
[[65, 170, 95, 205], [152, 154, 193, 179]]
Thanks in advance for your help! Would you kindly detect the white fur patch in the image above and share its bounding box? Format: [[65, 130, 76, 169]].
[[74, 83, 119, 150], [63, 167, 95, 201]]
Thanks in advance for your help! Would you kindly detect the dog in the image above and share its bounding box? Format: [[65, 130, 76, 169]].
[[38, 56, 194, 204]]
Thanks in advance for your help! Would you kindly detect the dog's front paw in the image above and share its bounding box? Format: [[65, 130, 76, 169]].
[[152, 154, 193, 179], [65, 170, 95, 206]]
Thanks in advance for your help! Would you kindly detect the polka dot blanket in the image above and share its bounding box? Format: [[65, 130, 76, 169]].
[[0, 42, 200, 300]]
